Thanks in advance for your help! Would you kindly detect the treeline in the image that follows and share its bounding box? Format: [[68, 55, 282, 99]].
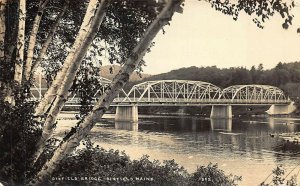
[[133, 62, 300, 99]]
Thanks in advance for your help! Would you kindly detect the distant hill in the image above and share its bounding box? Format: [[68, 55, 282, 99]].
[[100, 65, 151, 82]]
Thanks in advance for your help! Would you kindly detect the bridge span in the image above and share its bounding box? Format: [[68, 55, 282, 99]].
[[110, 80, 295, 122], [112, 80, 290, 105], [30, 79, 296, 122]]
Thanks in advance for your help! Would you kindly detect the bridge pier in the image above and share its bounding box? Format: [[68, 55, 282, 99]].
[[266, 102, 296, 115], [115, 105, 138, 122], [210, 105, 232, 119]]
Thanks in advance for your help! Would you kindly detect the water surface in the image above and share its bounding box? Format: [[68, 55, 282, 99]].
[[56, 114, 300, 185]]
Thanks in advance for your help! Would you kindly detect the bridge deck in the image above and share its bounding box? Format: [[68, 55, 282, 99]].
[[62, 98, 291, 107]]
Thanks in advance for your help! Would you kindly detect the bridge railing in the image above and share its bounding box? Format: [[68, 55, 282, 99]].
[[28, 95, 290, 106], [112, 97, 290, 105]]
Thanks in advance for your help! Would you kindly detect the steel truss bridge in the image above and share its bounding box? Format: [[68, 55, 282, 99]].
[[113, 80, 290, 106], [30, 78, 291, 106]]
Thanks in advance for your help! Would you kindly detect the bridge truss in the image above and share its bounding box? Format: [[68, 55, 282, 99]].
[[29, 74, 114, 105], [114, 80, 222, 104], [221, 85, 288, 104], [114, 80, 291, 106], [68, 77, 113, 103], [30, 78, 291, 106]]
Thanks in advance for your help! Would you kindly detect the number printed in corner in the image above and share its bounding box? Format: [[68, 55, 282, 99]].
[[199, 177, 212, 182]]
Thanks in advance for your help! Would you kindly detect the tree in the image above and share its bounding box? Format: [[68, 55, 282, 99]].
[[0, 0, 296, 185], [31, 0, 184, 184], [32, 0, 108, 164], [0, 0, 7, 62], [24, 0, 50, 81], [13, 0, 26, 86], [231, 67, 252, 85], [258, 63, 264, 71]]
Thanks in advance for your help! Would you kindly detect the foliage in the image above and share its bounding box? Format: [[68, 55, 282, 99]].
[[208, 0, 294, 29], [49, 144, 240, 186], [51, 145, 186, 185], [0, 99, 42, 185], [39, 0, 161, 86], [188, 163, 242, 186], [0, 1, 19, 83], [71, 59, 103, 118], [260, 165, 298, 186]]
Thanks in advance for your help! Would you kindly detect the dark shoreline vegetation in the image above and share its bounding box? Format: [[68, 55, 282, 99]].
[[51, 145, 242, 186]]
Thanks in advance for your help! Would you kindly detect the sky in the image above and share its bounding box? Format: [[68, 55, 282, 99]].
[[141, 0, 300, 75]]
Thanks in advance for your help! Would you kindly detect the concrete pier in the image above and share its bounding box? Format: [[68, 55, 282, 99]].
[[115, 106, 138, 122], [210, 105, 232, 119], [266, 102, 296, 115]]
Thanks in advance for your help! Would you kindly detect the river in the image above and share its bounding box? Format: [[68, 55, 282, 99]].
[[55, 113, 300, 186]]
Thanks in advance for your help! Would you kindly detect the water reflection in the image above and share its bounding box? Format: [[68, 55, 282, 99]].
[[110, 117, 300, 159], [115, 122, 138, 131], [113, 117, 299, 140], [287, 122, 296, 132], [268, 117, 275, 130], [192, 117, 197, 132], [210, 118, 232, 132], [90, 116, 300, 185], [268, 117, 297, 133]]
